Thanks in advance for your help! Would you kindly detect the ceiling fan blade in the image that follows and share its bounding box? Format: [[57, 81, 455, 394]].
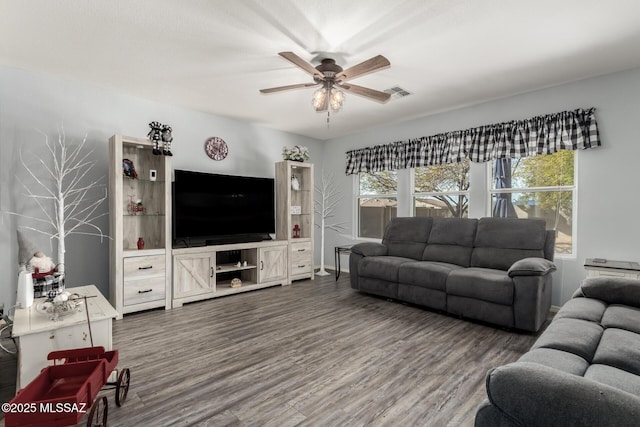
[[337, 55, 390, 81], [260, 83, 320, 94], [337, 83, 391, 103], [279, 52, 324, 78]]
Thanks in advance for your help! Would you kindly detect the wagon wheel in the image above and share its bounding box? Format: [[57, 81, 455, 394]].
[[115, 368, 131, 407], [86, 396, 108, 427]]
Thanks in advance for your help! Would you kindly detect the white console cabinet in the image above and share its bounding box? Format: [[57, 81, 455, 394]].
[[172, 240, 288, 307]]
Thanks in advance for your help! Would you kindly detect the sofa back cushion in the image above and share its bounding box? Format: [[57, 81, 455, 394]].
[[471, 218, 546, 270], [382, 217, 432, 260], [423, 218, 477, 267]]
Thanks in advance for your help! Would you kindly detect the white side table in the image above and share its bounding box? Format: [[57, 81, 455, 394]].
[[584, 258, 640, 279], [11, 285, 118, 390]]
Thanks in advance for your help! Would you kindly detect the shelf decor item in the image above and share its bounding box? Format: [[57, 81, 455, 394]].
[[230, 278, 242, 288], [293, 224, 301, 238], [147, 121, 174, 156], [282, 145, 309, 162], [137, 237, 144, 250], [161, 124, 173, 156], [122, 159, 137, 178], [291, 174, 300, 190]]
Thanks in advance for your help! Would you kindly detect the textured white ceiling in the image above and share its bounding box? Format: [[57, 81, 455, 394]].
[[2, 0, 640, 140]]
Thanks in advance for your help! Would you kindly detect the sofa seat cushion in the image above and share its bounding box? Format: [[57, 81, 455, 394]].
[[530, 317, 603, 362], [398, 261, 463, 291], [518, 348, 589, 376], [554, 297, 607, 323], [584, 364, 640, 396], [359, 256, 414, 283], [592, 328, 640, 377], [446, 267, 513, 305], [601, 304, 640, 335]]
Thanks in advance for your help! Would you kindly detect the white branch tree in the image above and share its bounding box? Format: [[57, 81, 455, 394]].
[[8, 126, 109, 273], [314, 169, 347, 276]]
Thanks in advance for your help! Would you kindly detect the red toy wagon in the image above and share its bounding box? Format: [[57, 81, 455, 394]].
[[4, 346, 130, 427]]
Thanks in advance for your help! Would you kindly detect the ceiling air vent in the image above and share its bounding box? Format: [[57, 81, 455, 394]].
[[384, 86, 411, 98]]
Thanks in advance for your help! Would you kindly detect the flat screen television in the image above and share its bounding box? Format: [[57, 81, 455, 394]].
[[173, 169, 275, 245]]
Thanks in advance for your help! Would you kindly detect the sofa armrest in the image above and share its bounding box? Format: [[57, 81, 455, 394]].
[[578, 277, 640, 308], [485, 362, 640, 426], [351, 242, 388, 257], [508, 257, 556, 278]]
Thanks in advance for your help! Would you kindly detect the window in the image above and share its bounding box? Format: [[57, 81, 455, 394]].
[[413, 159, 470, 218], [490, 151, 575, 254], [356, 170, 397, 238]]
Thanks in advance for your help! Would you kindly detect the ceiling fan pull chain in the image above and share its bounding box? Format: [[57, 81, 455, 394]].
[[327, 111, 331, 128]]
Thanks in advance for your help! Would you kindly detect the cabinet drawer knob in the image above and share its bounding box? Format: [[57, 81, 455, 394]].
[[298, 264, 306, 268], [297, 248, 306, 252], [138, 266, 153, 270], [138, 289, 153, 294]]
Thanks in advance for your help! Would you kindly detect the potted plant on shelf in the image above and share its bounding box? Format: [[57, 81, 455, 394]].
[[282, 145, 310, 162]]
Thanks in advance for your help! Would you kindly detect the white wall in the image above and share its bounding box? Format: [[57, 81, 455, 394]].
[[0, 66, 323, 310], [320, 67, 640, 306], [2, 65, 639, 310]]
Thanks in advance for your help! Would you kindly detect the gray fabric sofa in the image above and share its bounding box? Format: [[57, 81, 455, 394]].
[[475, 276, 640, 426], [349, 217, 556, 332]]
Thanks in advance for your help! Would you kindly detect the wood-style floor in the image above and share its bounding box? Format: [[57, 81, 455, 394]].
[[0, 273, 548, 426]]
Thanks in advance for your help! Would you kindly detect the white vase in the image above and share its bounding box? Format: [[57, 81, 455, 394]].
[[16, 269, 34, 309]]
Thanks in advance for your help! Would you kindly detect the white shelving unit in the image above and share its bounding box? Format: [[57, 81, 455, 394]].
[[276, 161, 314, 283], [109, 135, 172, 319]]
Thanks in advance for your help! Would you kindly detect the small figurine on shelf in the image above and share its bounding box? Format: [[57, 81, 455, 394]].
[[148, 121, 163, 155], [137, 237, 145, 250], [293, 224, 301, 238], [122, 159, 137, 179], [127, 197, 146, 215], [161, 124, 173, 156]]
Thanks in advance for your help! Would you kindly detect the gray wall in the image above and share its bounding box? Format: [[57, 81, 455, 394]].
[[321, 67, 640, 306], [0, 66, 323, 309]]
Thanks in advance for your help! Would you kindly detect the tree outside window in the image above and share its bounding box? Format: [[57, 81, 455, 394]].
[[413, 160, 470, 218]]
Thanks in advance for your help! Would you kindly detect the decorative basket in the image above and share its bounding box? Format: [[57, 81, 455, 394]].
[[32, 267, 65, 299]]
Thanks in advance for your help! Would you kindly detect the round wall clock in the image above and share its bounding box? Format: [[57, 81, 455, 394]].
[[204, 137, 228, 161]]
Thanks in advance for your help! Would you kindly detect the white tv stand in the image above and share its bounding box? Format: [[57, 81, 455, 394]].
[[171, 240, 288, 308]]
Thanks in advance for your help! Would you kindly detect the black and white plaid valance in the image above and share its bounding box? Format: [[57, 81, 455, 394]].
[[345, 107, 600, 175]]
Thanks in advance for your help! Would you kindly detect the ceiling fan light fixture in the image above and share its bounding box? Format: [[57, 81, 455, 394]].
[[261, 52, 390, 122], [311, 87, 327, 109], [329, 88, 344, 111]]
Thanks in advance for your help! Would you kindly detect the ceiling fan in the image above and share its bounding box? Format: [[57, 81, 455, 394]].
[[260, 52, 391, 112]]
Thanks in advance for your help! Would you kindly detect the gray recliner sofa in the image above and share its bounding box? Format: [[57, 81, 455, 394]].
[[349, 217, 556, 332], [475, 276, 640, 426]]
